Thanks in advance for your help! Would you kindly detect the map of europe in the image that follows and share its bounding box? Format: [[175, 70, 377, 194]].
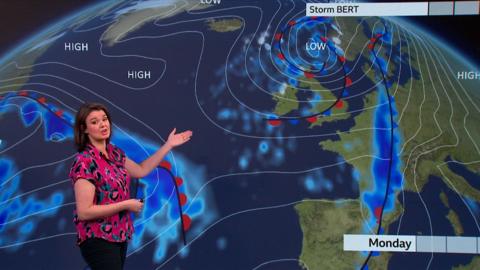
[[0, 0, 479, 269]]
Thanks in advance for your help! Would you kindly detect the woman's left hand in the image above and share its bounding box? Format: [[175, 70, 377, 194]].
[[166, 128, 193, 148]]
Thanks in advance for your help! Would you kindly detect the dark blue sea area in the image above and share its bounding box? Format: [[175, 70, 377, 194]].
[[446, 156, 480, 191], [388, 176, 479, 269]]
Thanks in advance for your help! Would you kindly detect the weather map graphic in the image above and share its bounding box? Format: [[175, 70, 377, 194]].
[[0, 0, 480, 269]]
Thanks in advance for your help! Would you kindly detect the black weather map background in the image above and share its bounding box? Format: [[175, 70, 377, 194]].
[[0, 1, 479, 269]]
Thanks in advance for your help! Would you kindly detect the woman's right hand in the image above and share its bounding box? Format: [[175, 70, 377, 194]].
[[124, 199, 144, 213]]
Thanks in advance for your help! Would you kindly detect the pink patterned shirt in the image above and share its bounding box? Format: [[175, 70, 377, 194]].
[[69, 142, 133, 245]]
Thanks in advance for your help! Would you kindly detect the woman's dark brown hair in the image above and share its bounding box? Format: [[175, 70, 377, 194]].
[[74, 102, 112, 152]]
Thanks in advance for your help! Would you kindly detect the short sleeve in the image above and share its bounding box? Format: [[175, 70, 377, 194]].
[[69, 154, 97, 186]]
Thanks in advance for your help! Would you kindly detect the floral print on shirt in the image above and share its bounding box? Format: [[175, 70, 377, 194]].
[[69, 143, 133, 245]]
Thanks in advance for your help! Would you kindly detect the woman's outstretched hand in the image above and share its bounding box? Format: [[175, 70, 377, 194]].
[[166, 128, 193, 148]]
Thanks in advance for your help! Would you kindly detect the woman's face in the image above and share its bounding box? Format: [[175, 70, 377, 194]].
[[84, 110, 110, 143]]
